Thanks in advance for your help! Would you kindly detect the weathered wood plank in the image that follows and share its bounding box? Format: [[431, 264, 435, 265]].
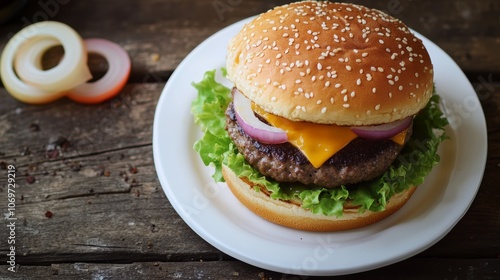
[[0, 258, 498, 280], [0, 82, 161, 165], [0, 145, 223, 264]]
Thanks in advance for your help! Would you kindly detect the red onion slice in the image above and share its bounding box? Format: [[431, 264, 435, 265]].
[[232, 88, 288, 144], [351, 116, 412, 140]]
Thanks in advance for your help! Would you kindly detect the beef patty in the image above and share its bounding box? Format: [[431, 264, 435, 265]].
[[225, 103, 412, 188]]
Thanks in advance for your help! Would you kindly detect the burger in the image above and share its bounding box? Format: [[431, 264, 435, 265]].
[[191, 1, 448, 231]]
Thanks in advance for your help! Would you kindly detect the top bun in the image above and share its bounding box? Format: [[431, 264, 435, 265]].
[[226, 1, 434, 126]]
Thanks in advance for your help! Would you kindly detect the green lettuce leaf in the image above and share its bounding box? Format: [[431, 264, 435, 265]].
[[191, 69, 449, 217]]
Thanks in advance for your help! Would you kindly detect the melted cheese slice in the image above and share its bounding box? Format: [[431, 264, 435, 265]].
[[254, 106, 408, 168]]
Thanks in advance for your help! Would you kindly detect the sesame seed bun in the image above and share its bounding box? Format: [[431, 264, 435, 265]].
[[222, 164, 416, 231], [226, 1, 434, 126]]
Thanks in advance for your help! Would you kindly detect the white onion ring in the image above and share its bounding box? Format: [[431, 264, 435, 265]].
[[351, 116, 413, 140], [1, 30, 65, 103], [11, 21, 91, 93], [232, 88, 288, 144]]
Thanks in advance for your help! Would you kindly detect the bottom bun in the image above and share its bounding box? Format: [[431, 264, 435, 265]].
[[222, 165, 416, 232]]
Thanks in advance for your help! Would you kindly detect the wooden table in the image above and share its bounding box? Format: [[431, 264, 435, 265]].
[[0, 1, 498, 279]]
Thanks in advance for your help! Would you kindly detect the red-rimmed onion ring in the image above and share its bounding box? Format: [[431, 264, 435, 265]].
[[67, 38, 131, 104], [351, 116, 413, 140], [232, 88, 288, 144]]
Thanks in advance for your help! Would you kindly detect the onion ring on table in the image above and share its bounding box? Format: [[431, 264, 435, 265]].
[[1, 43, 64, 103], [66, 38, 131, 104], [6, 21, 91, 93]]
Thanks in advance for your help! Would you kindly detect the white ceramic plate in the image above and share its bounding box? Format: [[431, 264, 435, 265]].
[[152, 17, 487, 276]]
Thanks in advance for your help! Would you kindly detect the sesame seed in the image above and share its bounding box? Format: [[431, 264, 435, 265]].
[[317, 63, 323, 70], [356, 78, 361, 85], [375, 104, 381, 110], [366, 74, 373, 81], [246, 73, 257, 80], [388, 80, 394, 85], [346, 65, 352, 71], [321, 107, 327, 113], [271, 96, 277, 101], [372, 88, 376, 93], [325, 81, 331, 87], [335, 83, 341, 88], [295, 79, 302, 84], [266, 78, 271, 84], [343, 104, 350, 108]]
